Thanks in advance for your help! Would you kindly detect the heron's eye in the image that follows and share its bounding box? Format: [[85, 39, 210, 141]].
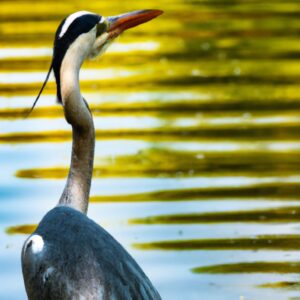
[[97, 22, 107, 36]]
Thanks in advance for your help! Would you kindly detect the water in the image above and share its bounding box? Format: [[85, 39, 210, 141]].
[[1, 0, 300, 299]]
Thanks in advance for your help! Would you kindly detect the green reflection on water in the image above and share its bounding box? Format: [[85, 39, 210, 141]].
[[5, 224, 36, 235], [3, 128, 300, 144], [91, 182, 300, 202], [12, 148, 300, 179], [192, 262, 300, 274], [133, 235, 300, 251], [130, 206, 300, 224], [259, 281, 300, 290]]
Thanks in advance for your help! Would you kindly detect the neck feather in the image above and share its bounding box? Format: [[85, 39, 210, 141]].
[[58, 47, 95, 214]]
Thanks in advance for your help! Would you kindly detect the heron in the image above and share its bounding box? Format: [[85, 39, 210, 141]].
[[21, 9, 163, 300]]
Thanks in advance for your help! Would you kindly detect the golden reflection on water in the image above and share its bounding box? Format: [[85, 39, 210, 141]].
[[133, 235, 300, 251], [259, 281, 300, 289], [2, 0, 300, 299], [5, 224, 36, 235], [14, 148, 300, 178], [192, 262, 300, 274], [90, 182, 300, 202], [129, 206, 300, 224]]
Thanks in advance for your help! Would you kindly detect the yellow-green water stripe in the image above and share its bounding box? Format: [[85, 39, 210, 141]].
[[12, 71, 291, 87], [89, 183, 300, 203], [2, 125, 300, 143], [258, 281, 300, 289], [133, 235, 300, 251], [3, 75, 300, 90], [15, 149, 300, 179], [1, 1, 300, 22], [3, 82, 300, 104], [192, 262, 300, 274], [5, 224, 36, 235], [3, 23, 300, 42], [129, 206, 300, 225], [4, 105, 300, 121], [4, 105, 300, 120], [0, 55, 160, 71], [3, 58, 300, 79], [4, 35, 300, 60]]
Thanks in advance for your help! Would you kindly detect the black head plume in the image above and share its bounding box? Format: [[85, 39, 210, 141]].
[[24, 62, 53, 118]]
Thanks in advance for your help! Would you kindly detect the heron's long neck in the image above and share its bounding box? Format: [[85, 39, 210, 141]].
[[58, 56, 95, 214]]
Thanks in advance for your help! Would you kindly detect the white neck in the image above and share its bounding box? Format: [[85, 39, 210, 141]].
[[58, 31, 96, 214]]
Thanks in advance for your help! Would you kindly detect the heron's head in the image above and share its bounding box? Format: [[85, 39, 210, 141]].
[[27, 9, 162, 116], [51, 9, 163, 102]]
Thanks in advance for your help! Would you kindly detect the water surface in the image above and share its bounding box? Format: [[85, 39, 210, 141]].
[[1, 0, 300, 299]]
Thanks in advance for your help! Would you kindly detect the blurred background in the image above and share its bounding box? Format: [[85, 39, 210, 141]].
[[1, 0, 300, 299]]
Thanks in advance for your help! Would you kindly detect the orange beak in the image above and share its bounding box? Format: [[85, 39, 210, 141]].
[[107, 9, 163, 38]]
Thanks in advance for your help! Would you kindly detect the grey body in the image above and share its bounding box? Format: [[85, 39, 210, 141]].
[[22, 206, 161, 300], [21, 10, 163, 300]]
